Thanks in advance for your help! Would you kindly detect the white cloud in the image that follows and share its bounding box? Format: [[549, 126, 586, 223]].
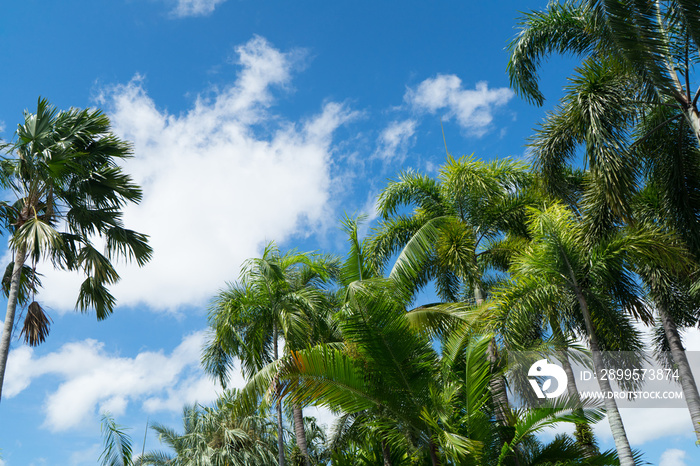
[[35, 36, 357, 313], [375, 119, 416, 162], [171, 0, 226, 17], [69, 444, 100, 466], [659, 448, 688, 466], [595, 408, 695, 446], [4, 331, 221, 431], [405, 74, 512, 136]]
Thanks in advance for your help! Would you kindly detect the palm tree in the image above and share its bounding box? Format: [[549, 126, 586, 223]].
[[504, 203, 687, 466], [100, 414, 137, 466], [369, 154, 535, 443], [507, 0, 700, 144], [246, 276, 606, 465], [142, 390, 279, 466], [0, 98, 152, 402], [510, 8, 700, 439], [202, 242, 334, 466]]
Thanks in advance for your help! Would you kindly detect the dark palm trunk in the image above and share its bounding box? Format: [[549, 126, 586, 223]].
[[477, 287, 510, 432], [381, 438, 392, 466], [658, 302, 700, 441], [487, 338, 509, 426], [292, 405, 310, 466], [428, 438, 440, 466], [273, 322, 285, 466], [0, 246, 27, 402]]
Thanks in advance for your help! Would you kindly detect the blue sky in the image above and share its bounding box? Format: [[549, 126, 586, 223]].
[[0, 1, 698, 465]]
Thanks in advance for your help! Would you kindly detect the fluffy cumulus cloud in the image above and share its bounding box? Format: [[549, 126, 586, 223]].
[[405, 74, 512, 136], [659, 448, 688, 466], [171, 0, 226, 17], [4, 331, 227, 431], [35, 36, 356, 312], [375, 119, 416, 162]]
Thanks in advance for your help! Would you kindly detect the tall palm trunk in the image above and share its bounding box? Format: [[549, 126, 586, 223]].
[[0, 246, 27, 402], [657, 302, 700, 441], [273, 322, 285, 466], [381, 438, 392, 466], [560, 252, 634, 465], [292, 405, 310, 466], [558, 348, 598, 457], [476, 287, 510, 429], [428, 438, 440, 466], [552, 320, 598, 457], [573, 288, 634, 466]]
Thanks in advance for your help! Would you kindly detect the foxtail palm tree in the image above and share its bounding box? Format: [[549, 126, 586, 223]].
[[511, 10, 700, 439], [0, 98, 152, 402], [506, 203, 687, 465]]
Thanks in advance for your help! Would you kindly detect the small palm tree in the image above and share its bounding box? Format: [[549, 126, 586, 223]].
[[202, 242, 335, 466], [142, 390, 279, 466], [0, 98, 152, 402]]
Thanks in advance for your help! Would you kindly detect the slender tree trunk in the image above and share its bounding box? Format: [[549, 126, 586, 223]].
[[558, 348, 598, 457], [552, 320, 598, 457], [487, 338, 509, 426], [476, 287, 510, 430], [428, 438, 440, 466], [381, 439, 392, 466], [573, 289, 635, 466], [658, 301, 700, 441], [273, 322, 285, 466], [684, 107, 700, 147], [0, 246, 27, 402], [292, 405, 310, 466]]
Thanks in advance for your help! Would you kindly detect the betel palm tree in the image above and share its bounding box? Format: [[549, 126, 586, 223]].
[[506, 203, 687, 466], [202, 242, 335, 466], [0, 98, 152, 402]]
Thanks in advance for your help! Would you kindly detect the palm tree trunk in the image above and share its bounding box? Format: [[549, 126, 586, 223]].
[[381, 439, 392, 466], [573, 288, 635, 466], [292, 405, 310, 466], [428, 438, 440, 466], [558, 348, 598, 457], [551, 320, 598, 457], [0, 246, 27, 402], [684, 107, 700, 147], [273, 322, 285, 466], [487, 338, 509, 426], [658, 301, 700, 441], [477, 287, 510, 430]]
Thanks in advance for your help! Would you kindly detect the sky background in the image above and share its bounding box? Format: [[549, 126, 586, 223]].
[[0, 1, 697, 465]]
